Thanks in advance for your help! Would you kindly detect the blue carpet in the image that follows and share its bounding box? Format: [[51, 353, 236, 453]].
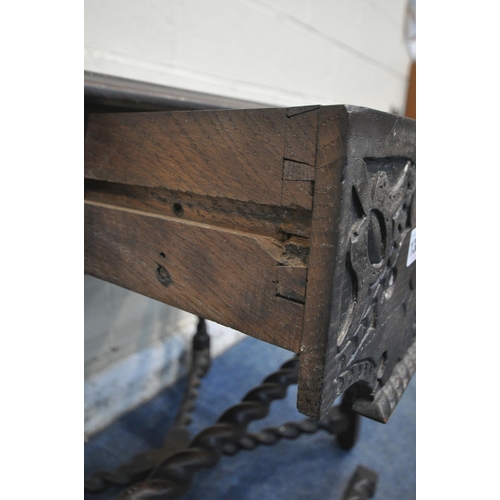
[[85, 336, 416, 500]]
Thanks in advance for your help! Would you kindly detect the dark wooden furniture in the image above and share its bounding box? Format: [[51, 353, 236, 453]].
[[85, 73, 416, 422]]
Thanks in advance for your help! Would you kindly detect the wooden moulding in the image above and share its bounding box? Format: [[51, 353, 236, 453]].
[[85, 105, 416, 421]]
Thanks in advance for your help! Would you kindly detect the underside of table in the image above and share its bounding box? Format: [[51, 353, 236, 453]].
[[85, 102, 416, 421]]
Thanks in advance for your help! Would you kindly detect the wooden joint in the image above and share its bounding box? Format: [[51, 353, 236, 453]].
[[283, 160, 315, 182]]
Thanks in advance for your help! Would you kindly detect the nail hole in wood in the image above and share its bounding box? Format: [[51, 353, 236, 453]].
[[173, 203, 184, 217]]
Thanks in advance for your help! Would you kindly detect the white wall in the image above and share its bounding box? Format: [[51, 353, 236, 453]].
[[84, 0, 413, 436], [85, 0, 412, 112], [84, 277, 244, 436]]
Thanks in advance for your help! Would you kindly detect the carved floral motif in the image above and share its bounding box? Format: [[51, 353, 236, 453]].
[[331, 157, 416, 401]]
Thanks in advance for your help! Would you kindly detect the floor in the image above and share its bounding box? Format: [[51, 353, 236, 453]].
[[85, 334, 416, 500]]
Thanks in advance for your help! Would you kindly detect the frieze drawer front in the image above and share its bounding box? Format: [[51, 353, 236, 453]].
[[85, 104, 416, 422]]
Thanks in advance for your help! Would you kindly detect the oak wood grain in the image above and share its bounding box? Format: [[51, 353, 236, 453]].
[[297, 106, 348, 417], [85, 202, 303, 353], [85, 109, 287, 205]]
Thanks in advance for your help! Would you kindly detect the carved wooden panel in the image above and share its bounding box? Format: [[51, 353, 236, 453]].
[[296, 106, 416, 420]]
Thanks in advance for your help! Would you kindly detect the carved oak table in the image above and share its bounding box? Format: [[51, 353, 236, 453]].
[[85, 78, 416, 423]]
